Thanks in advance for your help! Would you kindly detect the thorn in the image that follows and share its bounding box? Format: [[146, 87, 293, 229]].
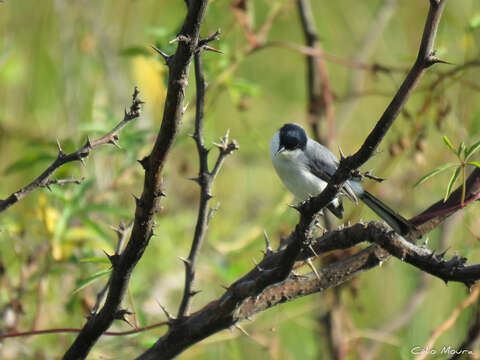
[[169, 34, 189, 44], [252, 258, 263, 272], [85, 136, 93, 149], [114, 309, 134, 327], [182, 102, 189, 114], [308, 245, 319, 258], [438, 247, 450, 259], [132, 194, 142, 208], [306, 258, 321, 280], [56, 138, 65, 157], [426, 52, 454, 68], [151, 45, 171, 65], [45, 184, 52, 192], [203, 45, 224, 54], [178, 256, 191, 265], [103, 250, 120, 267], [190, 290, 201, 297], [288, 203, 302, 213], [263, 230, 273, 255], [109, 138, 121, 149], [156, 300, 175, 323], [159, 190, 166, 197], [338, 145, 346, 160], [79, 157, 86, 167], [234, 323, 250, 337], [188, 177, 201, 185], [137, 156, 150, 171]]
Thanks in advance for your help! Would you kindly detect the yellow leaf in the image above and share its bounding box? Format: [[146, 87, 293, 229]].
[[131, 57, 167, 121], [44, 207, 60, 234]]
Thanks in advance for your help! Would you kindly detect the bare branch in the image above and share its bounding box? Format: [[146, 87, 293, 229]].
[[61, 1, 210, 358], [298, 0, 448, 242], [177, 35, 238, 318], [0, 87, 143, 214]]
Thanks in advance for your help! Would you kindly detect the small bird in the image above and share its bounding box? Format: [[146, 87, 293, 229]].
[[270, 123, 414, 235]]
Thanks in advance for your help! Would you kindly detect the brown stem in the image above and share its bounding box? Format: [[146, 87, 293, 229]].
[[0, 88, 143, 214], [61, 0, 210, 358], [177, 42, 238, 319]]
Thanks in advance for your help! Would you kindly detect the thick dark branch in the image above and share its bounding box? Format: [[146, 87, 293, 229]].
[[61, 1, 210, 359], [348, 0, 447, 167], [177, 41, 238, 319], [299, 0, 447, 238], [90, 221, 134, 316], [411, 168, 480, 233], [137, 205, 480, 360], [135, 2, 453, 358], [0, 87, 142, 214]]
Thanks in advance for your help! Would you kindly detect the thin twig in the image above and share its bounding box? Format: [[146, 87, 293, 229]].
[[62, 1, 210, 358], [177, 38, 238, 319], [90, 221, 133, 316], [134, 3, 452, 359], [299, 0, 448, 243], [0, 321, 168, 339], [0, 88, 143, 214]]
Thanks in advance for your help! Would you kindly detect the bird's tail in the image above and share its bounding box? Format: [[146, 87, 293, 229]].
[[359, 190, 415, 236]]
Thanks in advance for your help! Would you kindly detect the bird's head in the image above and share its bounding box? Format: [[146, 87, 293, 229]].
[[276, 123, 307, 155]]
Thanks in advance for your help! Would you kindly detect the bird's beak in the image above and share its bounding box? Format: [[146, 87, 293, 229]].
[[276, 146, 285, 156]]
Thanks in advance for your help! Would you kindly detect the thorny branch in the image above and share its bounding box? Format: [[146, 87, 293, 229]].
[[62, 0, 210, 359], [133, 2, 465, 358], [177, 38, 238, 319], [90, 221, 134, 316], [0, 87, 143, 214], [299, 0, 448, 237]]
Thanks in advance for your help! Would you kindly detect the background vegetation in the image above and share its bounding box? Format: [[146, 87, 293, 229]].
[[0, 0, 480, 358]]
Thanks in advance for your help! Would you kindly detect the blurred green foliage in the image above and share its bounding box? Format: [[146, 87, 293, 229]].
[[0, 0, 480, 359]]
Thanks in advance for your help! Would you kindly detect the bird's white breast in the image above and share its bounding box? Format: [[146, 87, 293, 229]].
[[270, 133, 328, 201]]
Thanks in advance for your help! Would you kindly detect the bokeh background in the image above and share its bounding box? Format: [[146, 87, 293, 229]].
[[1, 0, 480, 359]]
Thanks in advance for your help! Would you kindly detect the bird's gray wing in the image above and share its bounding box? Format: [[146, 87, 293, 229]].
[[305, 140, 358, 203]]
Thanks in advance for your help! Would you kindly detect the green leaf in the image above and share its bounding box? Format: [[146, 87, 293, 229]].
[[80, 257, 111, 264], [414, 162, 459, 187], [119, 46, 152, 57], [467, 161, 480, 169], [458, 141, 466, 157], [465, 140, 480, 160], [469, 14, 480, 30], [80, 203, 132, 217], [444, 167, 461, 202], [80, 217, 112, 245], [72, 269, 111, 294], [144, 26, 169, 38], [443, 135, 456, 153], [4, 153, 56, 175]]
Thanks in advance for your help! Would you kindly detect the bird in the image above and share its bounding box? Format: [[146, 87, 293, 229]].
[[270, 123, 415, 236]]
